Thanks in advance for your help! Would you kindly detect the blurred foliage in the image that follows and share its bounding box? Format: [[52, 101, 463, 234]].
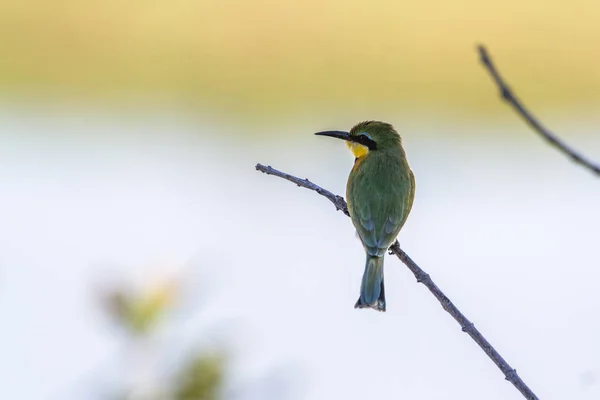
[[0, 0, 599, 118], [174, 355, 225, 400], [101, 276, 225, 400], [104, 281, 177, 335]]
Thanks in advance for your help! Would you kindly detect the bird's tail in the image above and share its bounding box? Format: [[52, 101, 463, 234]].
[[354, 255, 386, 312]]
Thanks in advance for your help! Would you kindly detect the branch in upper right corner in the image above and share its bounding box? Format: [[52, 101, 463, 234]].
[[477, 45, 600, 177]]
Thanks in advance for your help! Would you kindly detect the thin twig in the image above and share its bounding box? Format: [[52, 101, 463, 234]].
[[256, 163, 540, 400], [478, 45, 600, 176]]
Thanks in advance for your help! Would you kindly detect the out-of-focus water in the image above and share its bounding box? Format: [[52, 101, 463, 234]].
[[0, 106, 599, 400]]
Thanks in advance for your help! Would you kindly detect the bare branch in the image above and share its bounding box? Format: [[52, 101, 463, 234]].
[[256, 162, 540, 400], [478, 45, 600, 176], [255, 164, 349, 216]]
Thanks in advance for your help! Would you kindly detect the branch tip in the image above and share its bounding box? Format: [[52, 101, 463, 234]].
[[477, 45, 490, 64]]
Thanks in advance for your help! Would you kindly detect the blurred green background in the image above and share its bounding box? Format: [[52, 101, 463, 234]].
[[1, 1, 600, 400]]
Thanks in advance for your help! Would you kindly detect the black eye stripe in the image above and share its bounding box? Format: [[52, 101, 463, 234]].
[[357, 135, 377, 150]]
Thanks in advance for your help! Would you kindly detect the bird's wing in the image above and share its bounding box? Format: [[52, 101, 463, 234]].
[[400, 169, 416, 228], [353, 202, 398, 257], [353, 202, 381, 255], [349, 162, 415, 256], [357, 170, 415, 255]]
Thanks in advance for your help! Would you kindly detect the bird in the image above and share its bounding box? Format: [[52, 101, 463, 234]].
[[315, 121, 415, 312]]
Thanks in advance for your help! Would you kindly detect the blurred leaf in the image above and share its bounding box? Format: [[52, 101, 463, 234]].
[[173, 354, 224, 400], [104, 280, 177, 335]]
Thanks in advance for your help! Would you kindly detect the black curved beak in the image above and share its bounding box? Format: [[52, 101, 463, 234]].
[[314, 130, 353, 142]]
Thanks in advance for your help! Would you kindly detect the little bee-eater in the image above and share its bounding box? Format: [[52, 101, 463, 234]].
[[316, 121, 415, 312]]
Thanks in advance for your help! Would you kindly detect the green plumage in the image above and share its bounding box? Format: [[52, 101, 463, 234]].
[[316, 121, 415, 312], [347, 122, 414, 311]]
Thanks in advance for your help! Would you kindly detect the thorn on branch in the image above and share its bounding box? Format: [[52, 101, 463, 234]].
[[462, 322, 475, 333], [505, 369, 518, 381], [416, 273, 431, 284]]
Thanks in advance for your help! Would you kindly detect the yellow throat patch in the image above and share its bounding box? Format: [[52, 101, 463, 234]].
[[346, 141, 369, 158]]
